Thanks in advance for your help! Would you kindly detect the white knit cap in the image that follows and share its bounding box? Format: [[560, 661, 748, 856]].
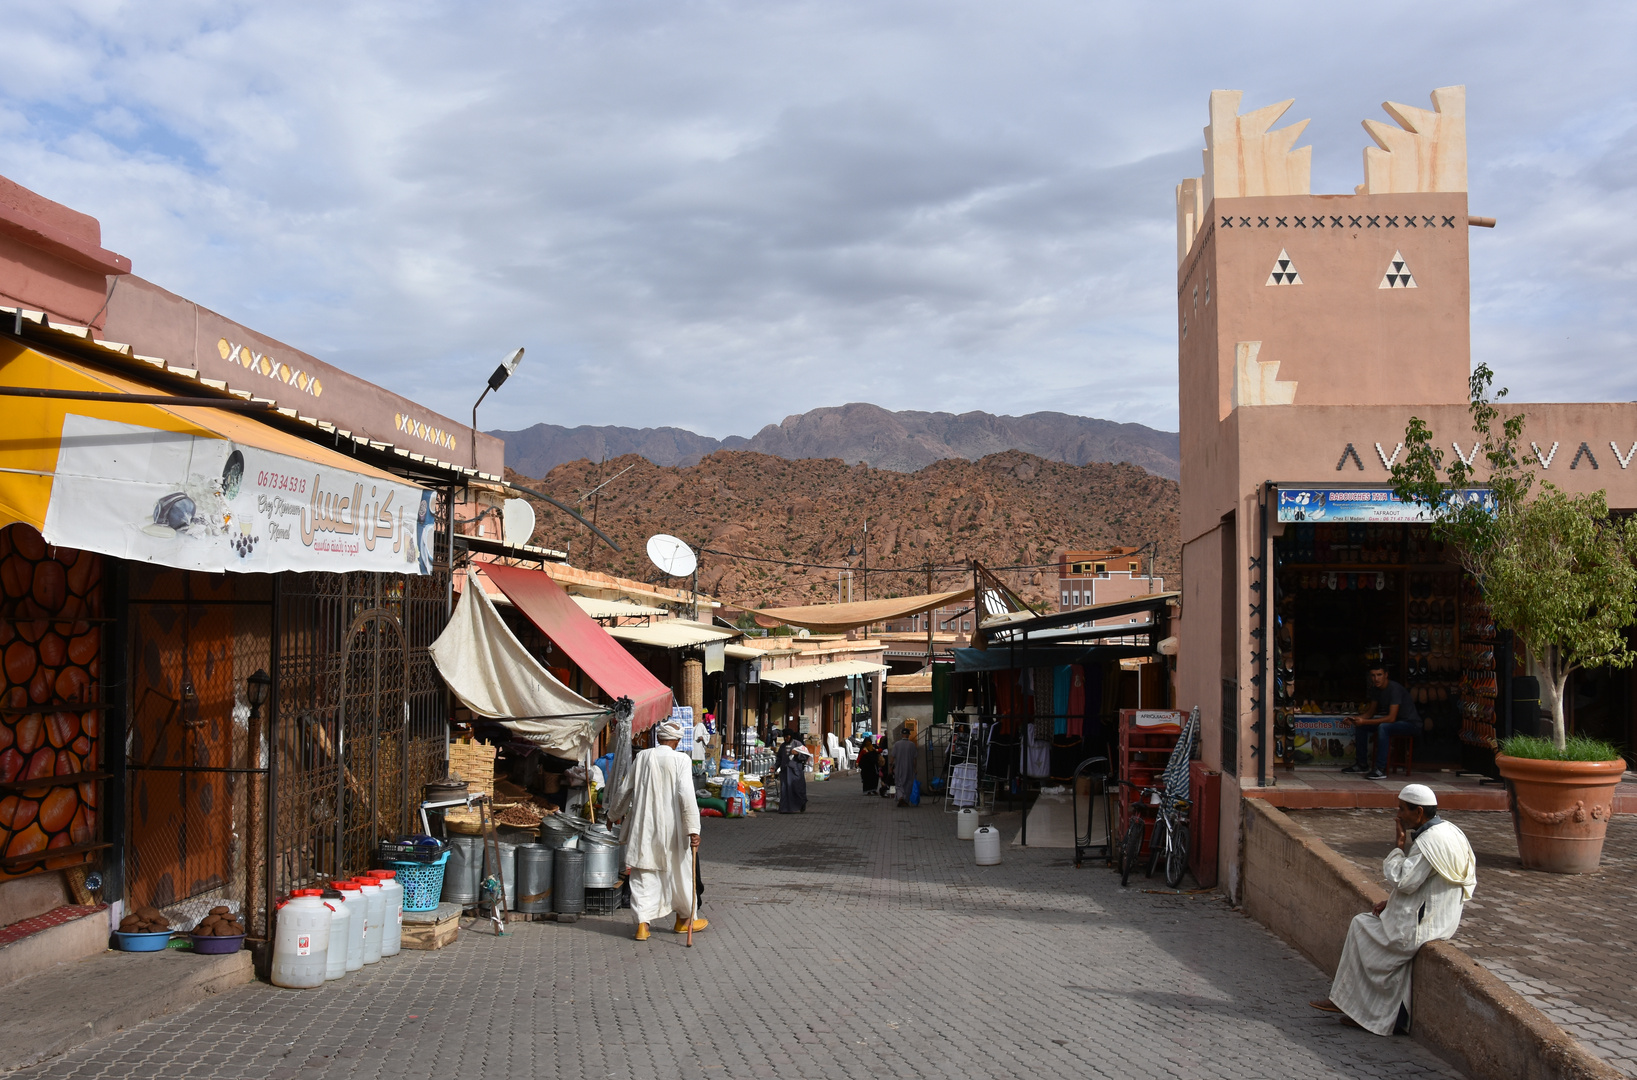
[[656, 719, 686, 741], [1398, 783, 1437, 807]]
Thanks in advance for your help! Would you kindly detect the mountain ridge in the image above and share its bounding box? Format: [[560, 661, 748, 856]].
[[492, 402, 1179, 480], [509, 448, 1180, 610]]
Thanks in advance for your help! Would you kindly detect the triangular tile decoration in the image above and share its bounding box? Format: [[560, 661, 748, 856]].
[[1379, 250, 1417, 289], [1265, 249, 1302, 285]]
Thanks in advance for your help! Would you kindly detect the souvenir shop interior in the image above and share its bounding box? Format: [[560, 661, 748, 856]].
[[1271, 520, 1511, 775]]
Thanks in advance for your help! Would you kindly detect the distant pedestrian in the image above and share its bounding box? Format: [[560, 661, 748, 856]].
[[857, 737, 882, 795], [876, 736, 892, 797], [1310, 785, 1474, 1034], [775, 729, 808, 813], [890, 723, 919, 807]]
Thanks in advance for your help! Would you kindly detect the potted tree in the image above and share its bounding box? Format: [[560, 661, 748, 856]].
[[1392, 365, 1637, 873]]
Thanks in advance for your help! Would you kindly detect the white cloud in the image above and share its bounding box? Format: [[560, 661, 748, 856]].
[[0, 0, 1631, 436]]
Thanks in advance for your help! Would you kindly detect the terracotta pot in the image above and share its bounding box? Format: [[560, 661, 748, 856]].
[[1495, 754, 1626, 874]]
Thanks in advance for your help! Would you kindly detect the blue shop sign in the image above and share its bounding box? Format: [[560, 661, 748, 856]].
[[1277, 487, 1495, 523]]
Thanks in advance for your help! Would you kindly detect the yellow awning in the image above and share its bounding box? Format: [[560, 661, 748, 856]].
[[0, 341, 430, 575], [741, 588, 975, 635]]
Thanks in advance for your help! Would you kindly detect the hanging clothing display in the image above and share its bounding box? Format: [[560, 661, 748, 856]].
[[1032, 666, 1054, 740], [1053, 666, 1072, 735], [1067, 666, 1087, 737], [1024, 726, 1052, 778]]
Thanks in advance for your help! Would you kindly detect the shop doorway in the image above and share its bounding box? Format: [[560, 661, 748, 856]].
[[124, 568, 271, 916], [1273, 523, 1485, 770]]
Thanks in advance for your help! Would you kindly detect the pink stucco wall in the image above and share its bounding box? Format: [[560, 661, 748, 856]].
[[1177, 185, 1637, 894]]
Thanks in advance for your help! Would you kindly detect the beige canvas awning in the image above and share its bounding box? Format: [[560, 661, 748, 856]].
[[741, 588, 974, 635], [606, 621, 740, 650], [757, 659, 889, 686]]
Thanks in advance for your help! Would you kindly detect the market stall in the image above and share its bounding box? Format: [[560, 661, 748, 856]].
[[1272, 487, 1513, 777]]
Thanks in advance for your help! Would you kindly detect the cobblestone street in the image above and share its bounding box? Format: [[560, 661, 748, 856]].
[[21, 781, 1463, 1080], [1295, 808, 1637, 1077]]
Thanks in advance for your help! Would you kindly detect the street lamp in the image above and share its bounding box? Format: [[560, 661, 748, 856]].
[[246, 669, 271, 721], [470, 347, 526, 467]]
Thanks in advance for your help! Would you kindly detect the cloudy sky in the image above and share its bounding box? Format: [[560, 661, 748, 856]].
[[1, 1, 1632, 437]]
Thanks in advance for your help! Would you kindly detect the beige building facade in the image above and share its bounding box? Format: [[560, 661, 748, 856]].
[[1173, 86, 1637, 894]]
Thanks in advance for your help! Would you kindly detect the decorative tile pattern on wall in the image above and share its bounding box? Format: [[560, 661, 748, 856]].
[[1379, 251, 1416, 289], [1220, 214, 1458, 229], [1265, 250, 1302, 285]]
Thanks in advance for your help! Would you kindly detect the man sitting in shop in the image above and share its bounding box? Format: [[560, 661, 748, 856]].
[[1310, 784, 1476, 1034], [1343, 664, 1426, 780]]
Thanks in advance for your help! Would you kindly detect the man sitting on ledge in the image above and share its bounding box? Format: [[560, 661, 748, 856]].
[[1310, 783, 1476, 1035]]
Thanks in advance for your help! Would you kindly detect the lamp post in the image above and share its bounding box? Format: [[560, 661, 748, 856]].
[[470, 347, 526, 468]]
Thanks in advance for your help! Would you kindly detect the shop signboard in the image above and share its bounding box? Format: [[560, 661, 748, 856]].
[[1290, 715, 1356, 765], [1276, 487, 1495, 523], [43, 415, 432, 575]]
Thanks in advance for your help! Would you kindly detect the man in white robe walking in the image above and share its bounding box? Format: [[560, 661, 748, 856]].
[[1311, 783, 1476, 1034], [607, 718, 707, 942]]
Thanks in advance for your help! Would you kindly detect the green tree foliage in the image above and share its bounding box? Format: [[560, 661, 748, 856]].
[[1390, 364, 1637, 752]]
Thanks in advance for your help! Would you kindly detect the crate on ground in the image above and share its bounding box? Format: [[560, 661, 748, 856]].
[[400, 901, 462, 950], [584, 886, 623, 915], [448, 739, 497, 798]]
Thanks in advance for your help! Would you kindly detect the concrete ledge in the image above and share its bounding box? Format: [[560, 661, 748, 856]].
[[1247, 786, 1637, 813], [0, 908, 109, 990], [1241, 798, 1622, 1080], [0, 946, 253, 1073]]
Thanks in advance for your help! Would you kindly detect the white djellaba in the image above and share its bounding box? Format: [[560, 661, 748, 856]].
[[608, 720, 701, 927], [1329, 784, 1477, 1035]]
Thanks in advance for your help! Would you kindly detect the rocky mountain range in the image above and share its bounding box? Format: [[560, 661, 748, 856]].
[[509, 449, 1179, 610], [492, 403, 1179, 480]]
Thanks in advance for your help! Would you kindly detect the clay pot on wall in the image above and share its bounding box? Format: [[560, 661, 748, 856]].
[[1495, 754, 1627, 874]]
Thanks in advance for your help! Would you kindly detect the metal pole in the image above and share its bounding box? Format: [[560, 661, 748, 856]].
[[1257, 481, 1271, 789], [926, 561, 934, 671]]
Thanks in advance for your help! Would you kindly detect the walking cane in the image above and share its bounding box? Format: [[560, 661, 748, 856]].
[[686, 840, 695, 948]]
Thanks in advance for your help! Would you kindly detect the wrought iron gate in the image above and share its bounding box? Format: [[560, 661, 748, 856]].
[[270, 566, 449, 919]]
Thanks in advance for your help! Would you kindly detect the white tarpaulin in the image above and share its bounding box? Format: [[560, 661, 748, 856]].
[[430, 569, 608, 759], [43, 415, 434, 575]]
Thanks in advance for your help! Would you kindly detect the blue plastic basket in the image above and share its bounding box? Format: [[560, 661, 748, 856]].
[[388, 851, 450, 912]]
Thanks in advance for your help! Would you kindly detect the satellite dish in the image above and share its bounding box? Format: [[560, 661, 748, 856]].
[[646, 533, 697, 578], [502, 499, 536, 547]]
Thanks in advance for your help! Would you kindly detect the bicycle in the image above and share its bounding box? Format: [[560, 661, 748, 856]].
[[1116, 781, 1192, 889]]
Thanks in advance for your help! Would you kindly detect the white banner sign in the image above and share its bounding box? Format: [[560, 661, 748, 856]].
[[43, 415, 433, 575]]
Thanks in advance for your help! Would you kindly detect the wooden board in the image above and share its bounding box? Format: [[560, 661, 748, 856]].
[[402, 901, 463, 925], [400, 914, 461, 951]]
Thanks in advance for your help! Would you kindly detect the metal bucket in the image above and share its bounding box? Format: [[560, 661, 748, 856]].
[[582, 840, 621, 890], [515, 844, 555, 914], [484, 841, 519, 909], [442, 835, 482, 904], [552, 848, 586, 914], [538, 814, 579, 850]]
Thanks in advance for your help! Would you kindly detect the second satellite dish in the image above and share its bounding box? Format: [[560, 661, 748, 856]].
[[502, 499, 537, 548], [646, 533, 697, 578]]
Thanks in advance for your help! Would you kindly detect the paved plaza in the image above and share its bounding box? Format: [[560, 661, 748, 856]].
[[1296, 807, 1637, 1077], [19, 781, 1463, 1080]]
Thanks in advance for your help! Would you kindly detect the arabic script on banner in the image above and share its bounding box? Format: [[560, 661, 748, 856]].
[[43, 415, 433, 575]]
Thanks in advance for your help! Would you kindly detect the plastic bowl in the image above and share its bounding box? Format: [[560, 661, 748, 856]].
[[190, 932, 245, 955], [114, 930, 173, 952]]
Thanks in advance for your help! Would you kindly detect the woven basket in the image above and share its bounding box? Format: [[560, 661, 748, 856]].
[[448, 739, 496, 798], [442, 807, 485, 836]]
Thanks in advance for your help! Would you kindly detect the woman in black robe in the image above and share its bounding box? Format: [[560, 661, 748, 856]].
[[775, 729, 809, 813], [856, 736, 881, 795]]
